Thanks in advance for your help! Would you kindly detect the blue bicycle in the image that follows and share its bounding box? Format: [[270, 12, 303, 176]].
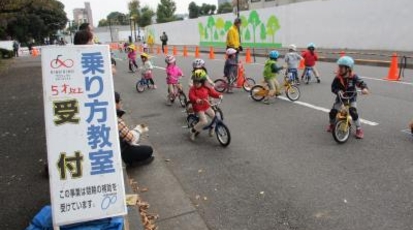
[[186, 99, 231, 147], [302, 67, 320, 84], [136, 78, 154, 93]]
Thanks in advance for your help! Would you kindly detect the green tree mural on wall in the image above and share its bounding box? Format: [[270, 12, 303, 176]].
[[266, 15, 280, 43], [198, 10, 282, 48]]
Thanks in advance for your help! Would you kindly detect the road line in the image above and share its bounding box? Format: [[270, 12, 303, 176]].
[[278, 96, 379, 126], [360, 76, 413, 86], [401, 129, 412, 135]]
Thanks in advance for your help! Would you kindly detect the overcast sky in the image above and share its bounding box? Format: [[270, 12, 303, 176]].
[[58, 0, 219, 26]]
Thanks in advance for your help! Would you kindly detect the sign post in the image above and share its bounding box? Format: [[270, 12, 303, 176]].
[[41, 45, 127, 227]]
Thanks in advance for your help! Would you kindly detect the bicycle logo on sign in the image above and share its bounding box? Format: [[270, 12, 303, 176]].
[[50, 55, 74, 69], [101, 194, 117, 210]]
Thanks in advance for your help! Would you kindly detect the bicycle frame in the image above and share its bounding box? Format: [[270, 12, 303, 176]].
[[336, 91, 357, 132], [255, 76, 294, 97]]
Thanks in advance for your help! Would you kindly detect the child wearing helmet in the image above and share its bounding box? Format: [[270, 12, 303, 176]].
[[188, 69, 222, 141], [140, 53, 157, 89], [223, 48, 238, 93], [301, 43, 320, 83], [165, 55, 184, 104], [284, 44, 303, 84], [190, 58, 214, 87], [327, 56, 369, 139], [127, 45, 138, 72], [262, 50, 284, 104]]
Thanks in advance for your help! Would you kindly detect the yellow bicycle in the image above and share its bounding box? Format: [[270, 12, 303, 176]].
[[332, 91, 357, 144], [250, 72, 300, 102]]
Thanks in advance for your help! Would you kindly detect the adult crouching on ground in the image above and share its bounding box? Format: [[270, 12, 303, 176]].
[[115, 92, 154, 166]]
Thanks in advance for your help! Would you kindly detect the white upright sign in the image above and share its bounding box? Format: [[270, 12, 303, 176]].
[[41, 45, 126, 226]]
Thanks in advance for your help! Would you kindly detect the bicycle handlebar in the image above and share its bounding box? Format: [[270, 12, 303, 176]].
[[338, 91, 357, 101]]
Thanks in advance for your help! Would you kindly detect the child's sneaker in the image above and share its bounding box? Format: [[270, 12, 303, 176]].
[[153, 85, 157, 89], [209, 128, 215, 137], [189, 129, 196, 141], [355, 128, 364, 139], [316, 77, 321, 83], [263, 98, 270, 105], [326, 124, 334, 133]]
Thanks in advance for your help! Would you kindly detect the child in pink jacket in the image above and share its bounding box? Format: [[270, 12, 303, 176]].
[[165, 55, 184, 104]]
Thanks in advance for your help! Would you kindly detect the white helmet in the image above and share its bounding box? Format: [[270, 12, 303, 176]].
[[192, 58, 205, 69], [165, 55, 176, 64], [226, 48, 237, 55], [289, 44, 297, 51]]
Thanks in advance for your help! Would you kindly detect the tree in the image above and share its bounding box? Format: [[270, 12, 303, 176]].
[[138, 6, 154, 27], [107, 11, 128, 25], [210, 5, 217, 14], [206, 16, 215, 42], [248, 10, 261, 44], [98, 19, 108, 27], [215, 18, 225, 38], [156, 0, 177, 23], [217, 2, 232, 14], [128, 0, 140, 25], [188, 2, 199, 19], [266, 15, 280, 43]]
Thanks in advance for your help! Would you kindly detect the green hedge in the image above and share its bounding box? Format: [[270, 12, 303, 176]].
[[0, 48, 14, 59]]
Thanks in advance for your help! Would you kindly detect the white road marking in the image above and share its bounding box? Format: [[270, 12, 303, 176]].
[[359, 76, 413, 86], [277, 96, 379, 126], [401, 129, 412, 135]]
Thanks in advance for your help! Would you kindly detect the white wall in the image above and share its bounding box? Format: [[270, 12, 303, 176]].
[[145, 0, 413, 51]]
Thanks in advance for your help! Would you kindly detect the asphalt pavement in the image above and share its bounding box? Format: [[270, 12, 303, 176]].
[[114, 50, 413, 230]]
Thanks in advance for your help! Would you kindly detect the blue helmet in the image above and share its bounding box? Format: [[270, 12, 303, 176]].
[[269, 50, 279, 59], [337, 56, 355, 70], [307, 43, 316, 49]]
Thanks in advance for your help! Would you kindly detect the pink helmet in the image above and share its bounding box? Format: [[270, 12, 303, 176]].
[[165, 55, 176, 64]]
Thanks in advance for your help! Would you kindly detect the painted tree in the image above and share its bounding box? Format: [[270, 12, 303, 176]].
[[260, 23, 266, 40], [248, 10, 261, 44], [214, 30, 219, 40], [266, 15, 280, 43], [244, 28, 251, 41], [206, 16, 215, 41], [204, 28, 209, 40], [224, 21, 232, 32], [198, 22, 205, 40], [240, 15, 248, 41], [215, 18, 225, 39]]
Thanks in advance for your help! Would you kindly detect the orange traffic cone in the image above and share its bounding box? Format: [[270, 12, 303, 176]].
[[237, 61, 245, 88], [299, 58, 305, 70], [32, 48, 38, 57], [245, 48, 252, 63], [173, 46, 177, 56], [164, 45, 168, 55], [340, 51, 345, 57], [139, 45, 143, 52], [157, 46, 161, 54], [183, 46, 188, 57], [384, 53, 400, 81], [195, 46, 200, 58], [209, 47, 215, 59]]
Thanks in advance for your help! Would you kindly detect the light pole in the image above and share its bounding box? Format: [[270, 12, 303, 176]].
[[237, 0, 240, 17], [108, 17, 113, 43], [133, 21, 137, 42], [129, 16, 134, 43]]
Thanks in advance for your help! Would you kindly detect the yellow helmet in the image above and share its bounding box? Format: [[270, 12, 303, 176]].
[[192, 69, 207, 82], [140, 53, 150, 59], [128, 44, 136, 51]]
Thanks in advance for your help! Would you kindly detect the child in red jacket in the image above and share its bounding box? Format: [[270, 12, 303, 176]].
[[301, 43, 321, 83], [188, 69, 222, 141]]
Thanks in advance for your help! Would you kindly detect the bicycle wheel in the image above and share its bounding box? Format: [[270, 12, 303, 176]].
[[136, 81, 145, 93], [178, 92, 187, 108], [286, 85, 301, 101], [215, 122, 231, 147], [213, 107, 224, 121], [250, 85, 266, 102], [186, 115, 198, 128], [214, 79, 228, 93], [332, 119, 351, 144], [242, 78, 256, 92]]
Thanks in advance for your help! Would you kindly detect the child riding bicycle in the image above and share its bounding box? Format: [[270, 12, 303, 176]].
[[284, 44, 303, 84], [165, 55, 184, 105], [188, 69, 222, 141], [262, 50, 284, 104], [326, 56, 369, 139], [140, 53, 156, 89], [127, 45, 138, 73], [301, 43, 320, 83], [223, 48, 238, 93]]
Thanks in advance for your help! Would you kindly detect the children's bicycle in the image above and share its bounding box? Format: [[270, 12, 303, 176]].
[[136, 78, 154, 93], [332, 91, 357, 144], [214, 61, 255, 93], [186, 98, 231, 147], [302, 67, 319, 84], [250, 74, 301, 102], [168, 83, 187, 107]]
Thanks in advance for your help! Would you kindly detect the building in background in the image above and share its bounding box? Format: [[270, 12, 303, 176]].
[[73, 2, 94, 26], [218, 0, 231, 6], [249, 0, 328, 9]]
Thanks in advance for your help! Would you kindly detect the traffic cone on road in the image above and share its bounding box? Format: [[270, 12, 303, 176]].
[[195, 46, 200, 58], [157, 46, 161, 54], [173, 46, 178, 56], [384, 53, 400, 81], [183, 46, 188, 57], [209, 47, 215, 59], [237, 61, 245, 88], [340, 51, 345, 57], [299, 58, 305, 70], [245, 48, 252, 63], [32, 48, 38, 57], [139, 45, 143, 53], [164, 45, 169, 55]]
